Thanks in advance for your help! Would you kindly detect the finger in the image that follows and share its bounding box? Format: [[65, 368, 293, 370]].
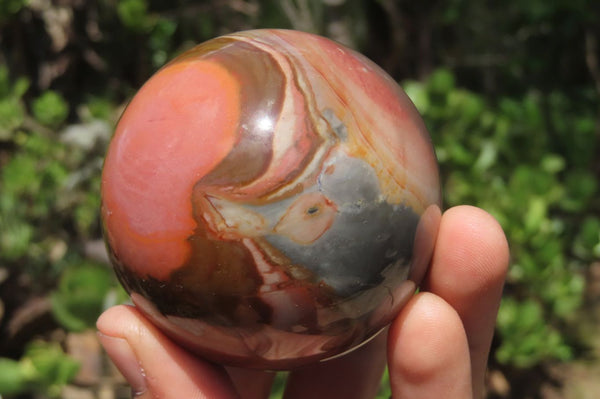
[[226, 366, 276, 399], [423, 205, 509, 397], [283, 330, 387, 399], [388, 292, 473, 398], [97, 305, 239, 399]]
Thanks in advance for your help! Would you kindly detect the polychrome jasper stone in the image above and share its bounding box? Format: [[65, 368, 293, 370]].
[[101, 29, 441, 369]]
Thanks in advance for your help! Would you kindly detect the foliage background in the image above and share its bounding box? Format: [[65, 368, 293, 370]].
[[0, 0, 599, 398]]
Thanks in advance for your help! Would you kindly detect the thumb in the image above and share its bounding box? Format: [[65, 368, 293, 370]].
[[97, 304, 239, 398]]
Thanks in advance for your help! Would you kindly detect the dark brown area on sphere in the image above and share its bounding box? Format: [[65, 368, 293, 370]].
[[108, 221, 348, 333]]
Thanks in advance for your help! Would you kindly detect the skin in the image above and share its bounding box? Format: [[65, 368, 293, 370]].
[[97, 205, 509, 399]]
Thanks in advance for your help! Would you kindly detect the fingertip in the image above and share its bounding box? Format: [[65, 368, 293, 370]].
[[97, 305, 238, 399], [388, 293, 472, 398], [428, 205, 509, 298], [443, 206, 509, 275], [96, 304, 140, 337], [388, 293, 468, 379]]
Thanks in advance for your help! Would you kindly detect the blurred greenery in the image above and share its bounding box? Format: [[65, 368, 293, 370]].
[[404, 69, 598, 371], [51, 261, 121, 332], [0, 341, 79, 397], [0, 0, 598, 398]]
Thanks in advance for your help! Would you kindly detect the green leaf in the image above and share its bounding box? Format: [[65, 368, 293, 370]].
[[560, 171, 597, 212], [85, 97, 115, 121], [1, 153, 40, 195], [149, 18, 178, 68], [32, 91, 69, 128], [0, 219, 34, 260], [24, 341, 80, 395], [51, 263, 114, 331], [50, 295, 89, 332], [403, 81, 429, 113], [541, 154, 565, 174], [496, 298, 573, 368], [74, 191, 101, 235], [428, 68, 455, 95], [524, 197, 547, 234], [573, 217, 600, 259], [117, 0, 156, 33], [13, 77, 29, 98], [473, 140, 497, 172], [0, 341, 79, 397], [375, 367, 392, 398], [0, 358, 28, 394], [0, 0, 26, 21], [0, 97, 25, 137], [269, 372, 288, 399]]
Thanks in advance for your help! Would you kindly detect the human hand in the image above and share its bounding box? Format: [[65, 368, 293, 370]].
[[97, 205, 509, 399]]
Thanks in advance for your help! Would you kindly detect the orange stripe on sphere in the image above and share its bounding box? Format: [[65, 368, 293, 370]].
[[102, 60, 240, 280]]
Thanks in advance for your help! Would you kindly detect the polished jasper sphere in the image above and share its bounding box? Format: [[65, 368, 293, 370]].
[[101, 29, 441, 369]]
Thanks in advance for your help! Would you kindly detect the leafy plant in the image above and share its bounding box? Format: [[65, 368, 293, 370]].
[[0, 66, 28, 140], [405, 69, 598, 368], [496, 298, 573, 367], [117, 0, 157, 33], [32, 91, 69, 129], [0, 1, 599, 398], [0, 341, 79, 397], [0, 0, 26, 22], [51, 262, 118, 332]]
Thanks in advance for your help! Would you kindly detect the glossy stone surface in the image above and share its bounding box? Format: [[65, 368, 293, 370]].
[[101, 29, 441, 369]]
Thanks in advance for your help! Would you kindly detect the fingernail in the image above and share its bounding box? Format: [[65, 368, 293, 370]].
[[98, 332, 147, 396]]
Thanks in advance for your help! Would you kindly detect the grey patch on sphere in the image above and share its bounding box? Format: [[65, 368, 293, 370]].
[[267, 154, 420, 296]]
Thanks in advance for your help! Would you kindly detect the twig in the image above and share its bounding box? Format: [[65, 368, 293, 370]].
[[280, 0, 317, 33], [585, 28, 600, 96], [228, 0, 259, 18], [584, 27, 600, 178], [377, 0, 408, 77], [22, 115, 56, 137]]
